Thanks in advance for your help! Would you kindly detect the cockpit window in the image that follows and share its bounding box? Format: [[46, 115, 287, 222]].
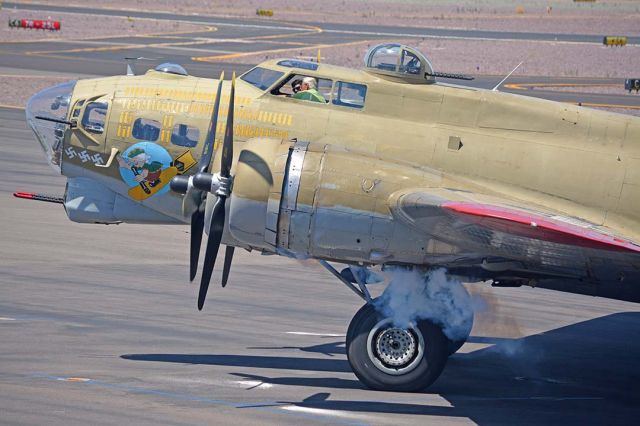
[[132, 118, 161, 141], [240, 67, 284, 91], [332, 82, 366, 109], [270, 74, 332, 103], [400, 50, 421, 75], [368, 45, 400, 72], [81, 102, 108, 134], [277, 60, 318, 71], [171, 123, 200, 147]]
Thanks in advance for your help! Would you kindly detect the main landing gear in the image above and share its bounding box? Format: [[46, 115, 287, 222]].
[[347, 303, 449, 391], [319, 261, 473, 392]]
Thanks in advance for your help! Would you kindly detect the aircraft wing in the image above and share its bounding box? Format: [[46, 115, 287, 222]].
[[390, 188, 640, 283]]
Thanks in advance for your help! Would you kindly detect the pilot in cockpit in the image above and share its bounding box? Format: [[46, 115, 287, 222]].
[[292, 77, 325, 103], [290, 78, 302, 94]]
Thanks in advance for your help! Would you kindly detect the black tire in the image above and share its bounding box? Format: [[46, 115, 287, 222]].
[[346, 303, 449, 392], [446, 311, 474, 356]]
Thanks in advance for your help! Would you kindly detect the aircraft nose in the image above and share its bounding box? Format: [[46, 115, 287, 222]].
[[25, 80, 76, 173]]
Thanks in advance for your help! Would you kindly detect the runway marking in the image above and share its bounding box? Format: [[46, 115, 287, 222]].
[[505, 83, 620, 90], [0, 73, 72, 79], [286, 331, 345, 337], [25, 38, 225, 55], [58, 377, 91, 382], [0, 104, 25, 111], [281, 405, 370, 422], [0, 316, 16, 321], [244, 22, 322, 41], [31, 373, 364, 426], [234, 380, 274, 389], [573, 102, 640, 110], [192, 38, 376, 62]]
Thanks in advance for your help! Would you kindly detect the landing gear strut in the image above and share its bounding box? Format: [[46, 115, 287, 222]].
[[319, 261, 474, 391]]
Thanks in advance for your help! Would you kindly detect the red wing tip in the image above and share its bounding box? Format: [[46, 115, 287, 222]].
[[442, 201, 640, 254]]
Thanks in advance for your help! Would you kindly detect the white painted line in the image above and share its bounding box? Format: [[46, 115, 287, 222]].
[[286, 332, 345, 337], [234, 380, 274, 389], [0, 317, 16, 321], [57, 377, 91, 382], [281, 405, 369, 421]]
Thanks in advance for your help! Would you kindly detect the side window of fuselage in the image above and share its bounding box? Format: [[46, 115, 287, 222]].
[[332, 82, 367, 109], [170, 123, 200, 147], [132, 118, 161, 142], [81, 102, 108, 134]]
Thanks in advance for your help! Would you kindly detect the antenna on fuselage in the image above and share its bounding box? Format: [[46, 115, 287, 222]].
[[492, 59, 526, 91]]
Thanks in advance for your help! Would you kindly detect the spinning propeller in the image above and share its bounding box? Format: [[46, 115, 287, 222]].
[[169, 72, 236, 310]]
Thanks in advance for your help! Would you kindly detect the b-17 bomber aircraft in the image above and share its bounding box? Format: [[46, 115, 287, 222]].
[[20, 44, 640, 392]]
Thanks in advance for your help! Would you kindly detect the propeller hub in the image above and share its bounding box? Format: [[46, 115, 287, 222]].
[[192, 172, 216, 193], [192, 172, 232, 197], [170, 175, 191, 194]]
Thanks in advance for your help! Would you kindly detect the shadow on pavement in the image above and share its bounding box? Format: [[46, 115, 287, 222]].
[[122, 312, 640, 424]]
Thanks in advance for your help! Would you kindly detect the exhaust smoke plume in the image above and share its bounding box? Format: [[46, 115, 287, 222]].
[[375, 268, 475, 342]]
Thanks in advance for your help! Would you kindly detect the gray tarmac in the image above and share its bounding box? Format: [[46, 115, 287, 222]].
[[2, 4, 640, 110], [5, 1, 640, 45], [1, 106, 640, 425]]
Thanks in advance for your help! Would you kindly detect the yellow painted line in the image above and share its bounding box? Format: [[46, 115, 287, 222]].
[[0, 104, 25, 110], [249, 40, 312, 46], [505, 83, 619, 90], [245, 28, 321, 42], [26, 39, 218, 55], [0, 73, 71, 79], [142, 25, 217, 38], [574, 102, 640, 110], [192, 38, 376, 62]]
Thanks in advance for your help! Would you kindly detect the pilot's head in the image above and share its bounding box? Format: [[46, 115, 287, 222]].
[[291, 79, 302, 93], [301, 77, 317, 91]]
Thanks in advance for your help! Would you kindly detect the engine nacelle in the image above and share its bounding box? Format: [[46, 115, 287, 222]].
[[64, 177, 180, 224], [229, 139, 455, 264]]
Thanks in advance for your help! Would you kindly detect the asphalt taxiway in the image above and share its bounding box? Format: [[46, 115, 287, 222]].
[[1, 2, 640, 111], [1, 106, 640, 425]]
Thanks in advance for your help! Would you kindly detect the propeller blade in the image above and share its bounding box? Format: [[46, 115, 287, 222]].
[[198, 71, 225, 174], [189, 205, 204, 282], [172, 72, 224, 283], [197, 196, 226, 310], [220, 72, 235, 178], [221, 246, 235, 288], [197, 71, 236, 310]]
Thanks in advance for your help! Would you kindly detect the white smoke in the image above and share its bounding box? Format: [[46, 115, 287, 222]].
[[375, 268, 475, 342]]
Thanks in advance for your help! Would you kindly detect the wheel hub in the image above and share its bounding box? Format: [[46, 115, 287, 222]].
[[376, 328, 416, 367], [367, 319, 425, 375]]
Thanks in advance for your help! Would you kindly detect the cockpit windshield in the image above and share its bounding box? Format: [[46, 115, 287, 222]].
[[25, 80, 76, 173], [240, 67, 284, 91]]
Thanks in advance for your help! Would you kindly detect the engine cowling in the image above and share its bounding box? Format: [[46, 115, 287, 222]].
[[229, 138, 454, 265]]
